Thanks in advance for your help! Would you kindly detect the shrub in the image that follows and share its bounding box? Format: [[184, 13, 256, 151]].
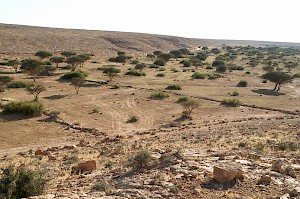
[[292, 73, 300, 78], [111, 84, 120, 89], [208, 73, 223, 80], [216, 65, 227, 73], [2, 101, 44, 116], [150, 92, 169, 100], [245, 71, 251, 74], [166, 84, 181, 90], [0, 166, 46, 199], [125, 70, 146, 76], [61, 70, 87, 80], [130, 59, 139, 64], [221, 99, 241, 107], [7, 81, 34, 88], [177, 96, 189, 103], [192, 72, 206, 79], [237, 80, 248, 87], [92, 181, 112, 193], [228, 65, 244, 70], [130, 151, 151, 169], [230, 91, 239, 96], [212, 60, 225, 67], [180, 60, 191, 67], [127, 116, 138, 123], [156, 73, 165, 77], [154, 58, 166, 66], [171, 68, 179, 72], [134, 63, 147, 70]]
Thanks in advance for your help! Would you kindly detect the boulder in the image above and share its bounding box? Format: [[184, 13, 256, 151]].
[[213, 163, 243, 183], [271, 159, 284, 173], [72, 160, 96, 174], [257, 174, 271, 185]]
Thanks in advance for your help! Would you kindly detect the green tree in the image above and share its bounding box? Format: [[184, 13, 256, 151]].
[[61, 51, 76, 57], [262, 71, 293, 91], [101, 67, 121, 81], [181, 100, 200, 118], [35, 51, 53, 60], [26, 84, 46, 101], [7, 60, 20, 73], [284, 62, 298, 72], [70, 77, 85, 94], [66, 56, 84, 71], [20, 59, 44, 81], [0, 76, 13, 92], [50, 56, 64, 67], [78, 54, 91, 67]]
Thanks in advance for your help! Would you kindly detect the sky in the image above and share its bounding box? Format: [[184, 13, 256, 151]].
[[0, 0, 300, 43]]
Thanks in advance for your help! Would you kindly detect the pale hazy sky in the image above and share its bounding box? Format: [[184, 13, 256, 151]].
[[0, 0, 300, 43]]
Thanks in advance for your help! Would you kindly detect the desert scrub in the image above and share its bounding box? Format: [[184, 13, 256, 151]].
[[150, 92, 169, 100], [0, 166, 46, 199], [207, 73, 223, 80], [230, 91, 239, 96], [127, 116, 138, 123], [192, 72, 206, 79], [237, 80, 248, 87], [166, 84, 181, 90], [111, 84, 120, 89], [177, 96, 189, 103], [129, 150, 152, 169], [2, 101, 44, 116], [92, 181, 112, 193], [60, 70, 87, 80], [6, 80, 34, 88], [171, 68, 179, 72], [156, 73, 165, 77], [221, 98, 241, 107], [125, 70, 146, 76]]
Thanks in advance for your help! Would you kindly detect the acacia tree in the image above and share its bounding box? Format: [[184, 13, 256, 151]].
[[61, 51, 76, 58], [284, 62, 298, 72], [66, 56, 84, 71], [78, 54, 91, 67], [0, 76, 13, 92], [7, 60, 20, 73], [101, 67, 120, 81], [26, 84, 46, 101], [70, 77, 85, 94], [35, 51, 53, 60], [181, 100, 200, 118], [50, 56, 64, 67], [20, 59, 44, 81], [262, 71, 293, 91]]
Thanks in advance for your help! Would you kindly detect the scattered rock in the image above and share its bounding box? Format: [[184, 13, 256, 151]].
[[257, 174, 271, 185], [213, 163, 244, 183]]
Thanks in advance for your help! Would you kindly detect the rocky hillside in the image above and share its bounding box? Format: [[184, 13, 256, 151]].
[[1, 23, 300, 58]]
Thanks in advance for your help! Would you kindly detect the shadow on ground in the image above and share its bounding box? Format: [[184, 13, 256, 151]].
[[44, 94, 67, 100], [251, 89, 284, 96]]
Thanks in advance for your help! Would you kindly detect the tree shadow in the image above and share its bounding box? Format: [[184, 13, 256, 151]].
[[0, 71, 16, 74], [201, 179, 237, 190], [251, 89, 284, 96], [43, 94, 67, 100], [82, 83, 102, 88], [0, 113, 33, 121]]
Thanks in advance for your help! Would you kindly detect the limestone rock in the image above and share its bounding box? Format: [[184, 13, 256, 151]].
[[213, 163, 243, 183]]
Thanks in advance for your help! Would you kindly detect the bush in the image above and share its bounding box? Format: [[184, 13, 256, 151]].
[[216, 65, 227, 73], [92, 181, 112, 193], [192, 72, 206, 79], [171, 68, 179, 73], [177, 96, 189, 103], [228, 65, 244, 70], [150, 92, 169, 100], [7, 81, 34, 88], [156, 73, 165, 77], [208, 73, 223, 80], [180, 60, 191, 67], [230, 91, 239, 96], [154, 58, 166, 66], [221, 99, 241, 107], [292, 73, 300, 78], [212, 60, 225, 67], [111, 84, 120, 89], [0, 166, 46, 199], [237, 80, 248, 87], [166, 84, 181, 90], [130, 151, 151, 169], [125, 70, 146, 76], [2, 101, 44, 116], [127, 116, 138, 123], [134, 63, 147, 70], [61, 70, 87, 80]]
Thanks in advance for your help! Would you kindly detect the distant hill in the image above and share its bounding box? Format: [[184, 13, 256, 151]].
[[0, 23, 300, 58]]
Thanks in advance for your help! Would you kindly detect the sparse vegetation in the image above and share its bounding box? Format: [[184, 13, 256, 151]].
[[61, 70, 87, 80], [2, 101, 44, 116], [221, 98, 241, 107], [150, 92, 169, 100], [26, 84, 46, 101], [125, 70, 146, 76], [166, 84, 181, 90], [237, 80, 248, 87], [70, 78, 85, 94]]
